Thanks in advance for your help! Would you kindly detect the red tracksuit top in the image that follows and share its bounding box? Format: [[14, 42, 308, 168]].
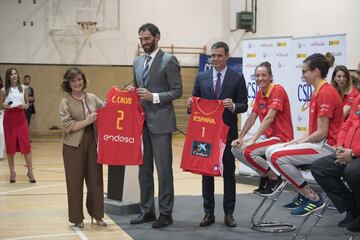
[[337, 95, 360, 156]]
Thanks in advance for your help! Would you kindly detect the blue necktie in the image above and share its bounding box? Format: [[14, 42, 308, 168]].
[[142, 55, 152, 86], [215, 72, 222, 99]]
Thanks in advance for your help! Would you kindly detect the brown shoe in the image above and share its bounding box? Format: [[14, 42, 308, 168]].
[[224, 214, 236, 227], [200, 212, 215, 227]]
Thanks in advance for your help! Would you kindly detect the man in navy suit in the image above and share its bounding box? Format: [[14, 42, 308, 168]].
[[186, 41, 248, 227]]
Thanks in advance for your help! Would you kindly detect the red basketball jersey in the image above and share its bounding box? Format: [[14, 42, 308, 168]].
[[181, 97, 229, 176], [96, 87, 144, 165]]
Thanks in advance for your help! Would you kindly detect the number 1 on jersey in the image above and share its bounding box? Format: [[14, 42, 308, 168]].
[[117, 110, 124, 130], [201, 126, 205, 137]]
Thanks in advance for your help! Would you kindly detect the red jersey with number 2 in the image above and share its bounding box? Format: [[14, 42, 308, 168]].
[[96, 87, 144, 165], [181, 97, 229, 176]]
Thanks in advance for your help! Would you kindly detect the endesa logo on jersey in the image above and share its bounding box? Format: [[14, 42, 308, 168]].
[[111, 96, 132, 104], [103, 134, 135, 143], [247, 53, 256, 58], [329, 40, 340, 46], [277, 42, 287, 47], [298, 76, 313, 112]]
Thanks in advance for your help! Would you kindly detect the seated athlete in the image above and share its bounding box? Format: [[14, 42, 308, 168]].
[[265, 53, 343, 216], [231, 61, 293, 196], [311, 95, 360, 232]]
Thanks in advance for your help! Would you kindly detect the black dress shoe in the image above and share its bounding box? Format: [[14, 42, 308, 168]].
[[199, 212, 215, 227], [224, 214, 236, 227], [152, 214, 173, 228], [130, 213, 156, 225], [347, 217, 360, 232], [338, 210, 356, 227]]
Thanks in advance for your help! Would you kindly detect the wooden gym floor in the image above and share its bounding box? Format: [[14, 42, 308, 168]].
[[0, 136, 255, 240]]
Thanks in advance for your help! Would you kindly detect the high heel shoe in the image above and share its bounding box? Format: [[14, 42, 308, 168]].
[[74, 222, 84, 228], [91, 218, 107, 226], [9, 172, 16, 183], [27, 173, 36, 183]]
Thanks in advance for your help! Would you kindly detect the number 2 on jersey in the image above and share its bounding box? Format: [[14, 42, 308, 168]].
[[117, 110, 124, 130]]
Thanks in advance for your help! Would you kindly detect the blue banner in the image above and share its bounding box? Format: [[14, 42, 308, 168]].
[[198, 54, 243, 74]]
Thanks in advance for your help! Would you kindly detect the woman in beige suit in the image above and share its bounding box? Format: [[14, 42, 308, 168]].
[[59, 67, 106, 228]]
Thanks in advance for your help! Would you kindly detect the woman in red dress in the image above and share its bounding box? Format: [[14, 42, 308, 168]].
[[0, 68, 36, 183]]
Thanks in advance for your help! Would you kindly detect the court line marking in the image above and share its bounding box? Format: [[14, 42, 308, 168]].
[[3, 232, 77, 240], [0, 183, 65, 195], [73, 227, 89, 240]]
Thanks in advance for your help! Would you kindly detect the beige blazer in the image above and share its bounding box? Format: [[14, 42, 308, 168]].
[[59, 92, 103, 147]]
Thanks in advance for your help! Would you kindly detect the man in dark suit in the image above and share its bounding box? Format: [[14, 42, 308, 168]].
[[130, 23, 183, 228], [186, 41, 248, 227], [23, 75, 35, 125]]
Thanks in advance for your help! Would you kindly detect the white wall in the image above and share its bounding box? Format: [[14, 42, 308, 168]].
[[0, 0, 230, 66], [0, 0, 359, 68], [230, 0, 360, 68]]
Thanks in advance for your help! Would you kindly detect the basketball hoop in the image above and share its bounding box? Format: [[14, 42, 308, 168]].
[[77, 21, 97, 37]]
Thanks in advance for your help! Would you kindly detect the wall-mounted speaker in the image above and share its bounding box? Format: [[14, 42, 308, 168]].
[[236, 11, 254, 31]]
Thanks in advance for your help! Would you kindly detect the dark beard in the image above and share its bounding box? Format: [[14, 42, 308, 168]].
[[142, 42, 156, 54]]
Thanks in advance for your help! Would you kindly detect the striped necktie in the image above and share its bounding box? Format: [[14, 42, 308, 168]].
[[142, 55, 152, 85]]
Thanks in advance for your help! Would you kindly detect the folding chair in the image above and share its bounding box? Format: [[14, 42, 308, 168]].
[[291, 165, 332, 240], [251, 179, 296, 233]]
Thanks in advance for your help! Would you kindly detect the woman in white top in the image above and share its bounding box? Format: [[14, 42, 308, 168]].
[[0, 68, 36, 183]]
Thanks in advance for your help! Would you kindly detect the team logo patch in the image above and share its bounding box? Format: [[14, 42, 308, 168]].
[[319, 103, 330, 112], [192, 141, 212, 158], [259, 103, 265, 109], [356, 109, 360, 116]]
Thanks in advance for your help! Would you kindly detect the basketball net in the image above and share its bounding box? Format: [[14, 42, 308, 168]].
[[77, 21, 97, 37]]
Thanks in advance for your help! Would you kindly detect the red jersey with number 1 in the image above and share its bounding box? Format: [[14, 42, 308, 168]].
[[180, 97, 229, 176], [96, 87, 144, 165]]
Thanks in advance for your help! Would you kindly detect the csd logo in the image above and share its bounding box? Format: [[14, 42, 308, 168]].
[[247, 75, 259, 100], [329, 40, 340, 46], [247, 53, 256, 58], [297, 53, 307, 58], [298, 83, 313, 112]]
